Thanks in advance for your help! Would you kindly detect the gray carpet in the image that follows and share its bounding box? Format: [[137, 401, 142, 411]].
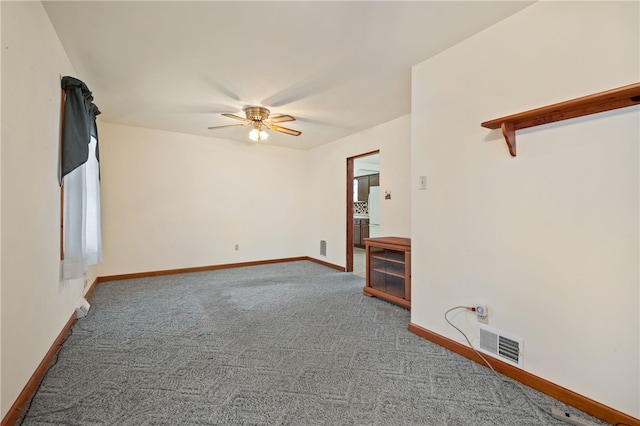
[[20, 261, 606, 425]]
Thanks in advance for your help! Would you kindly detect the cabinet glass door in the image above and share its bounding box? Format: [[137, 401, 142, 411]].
[[369, 248, 406, 299]]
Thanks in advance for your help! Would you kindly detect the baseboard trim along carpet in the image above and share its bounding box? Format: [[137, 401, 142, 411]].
[[408, 322, 639, 426], [98, 256, 345, 283], [2, 313, 77, 426], [84, 276, 99, 299], [305, 256, 346, 272]]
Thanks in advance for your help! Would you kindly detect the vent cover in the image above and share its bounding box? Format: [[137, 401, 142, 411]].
[[478, 324, 524, 368]]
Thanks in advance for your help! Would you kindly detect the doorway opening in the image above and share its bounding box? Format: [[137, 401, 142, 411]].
[[346, 151, 380, 276]]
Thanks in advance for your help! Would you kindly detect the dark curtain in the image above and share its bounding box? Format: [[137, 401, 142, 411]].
[[60, 76, 101, 185]]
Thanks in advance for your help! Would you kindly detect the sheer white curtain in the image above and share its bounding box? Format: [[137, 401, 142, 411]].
[[62, 135, 102, 279]]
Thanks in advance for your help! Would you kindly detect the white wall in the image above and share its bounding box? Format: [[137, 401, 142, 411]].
[[98, 123, 308, 276], [99, 116, 411, 276], [411, 1, 639, 417], [305, 115, 411, 267], [0, 2, 95, 418]]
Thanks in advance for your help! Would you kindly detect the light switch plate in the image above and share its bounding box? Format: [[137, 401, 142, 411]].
[[418, 176, 427, 190]]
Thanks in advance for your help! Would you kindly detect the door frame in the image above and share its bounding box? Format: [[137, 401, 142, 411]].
[[346, 150, 380, 272]]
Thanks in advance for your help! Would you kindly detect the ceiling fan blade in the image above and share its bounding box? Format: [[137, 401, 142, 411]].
[[268, 114, 296, 123], [222, 113, 251, 123], [267, 123, 302, 136], [207, 123, 251, 130]]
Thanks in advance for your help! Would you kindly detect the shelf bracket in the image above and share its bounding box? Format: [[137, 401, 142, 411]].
[[501, 122, 516, 157]]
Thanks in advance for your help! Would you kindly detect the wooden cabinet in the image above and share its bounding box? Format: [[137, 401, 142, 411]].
[[364, 237, 411, 309], [356, 176, 369, 202], [353, 218, 369, 248], [354, 174, 379, 201], [361, 221, 370, 241]]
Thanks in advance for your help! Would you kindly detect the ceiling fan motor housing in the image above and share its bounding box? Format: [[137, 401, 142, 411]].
[[244, 106, 269, 121]]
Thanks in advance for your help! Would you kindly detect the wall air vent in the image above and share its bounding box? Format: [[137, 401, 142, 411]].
[[478, 324, 524, 368]]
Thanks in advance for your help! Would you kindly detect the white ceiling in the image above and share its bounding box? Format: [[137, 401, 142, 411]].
[[43, 1, 533, 150]]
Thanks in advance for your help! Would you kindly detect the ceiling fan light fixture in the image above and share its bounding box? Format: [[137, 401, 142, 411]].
[[248, 127, 269, 142]]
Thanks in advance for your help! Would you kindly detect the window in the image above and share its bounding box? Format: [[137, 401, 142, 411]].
[[60, 76, 102, 279]]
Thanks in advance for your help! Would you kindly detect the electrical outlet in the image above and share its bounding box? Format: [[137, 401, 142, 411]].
[[472, 304, 488, 324], [473, 304, 487, 316], [234, 244, 239, 251]]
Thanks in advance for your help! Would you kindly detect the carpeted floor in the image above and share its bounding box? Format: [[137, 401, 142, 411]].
[[19, 261, 606, 425]]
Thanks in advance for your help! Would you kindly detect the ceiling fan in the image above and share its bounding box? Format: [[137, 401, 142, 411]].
[[208, 106, 301, 142]]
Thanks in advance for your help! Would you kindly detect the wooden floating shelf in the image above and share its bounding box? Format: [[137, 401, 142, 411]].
[[482, 82, 640, 156]]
